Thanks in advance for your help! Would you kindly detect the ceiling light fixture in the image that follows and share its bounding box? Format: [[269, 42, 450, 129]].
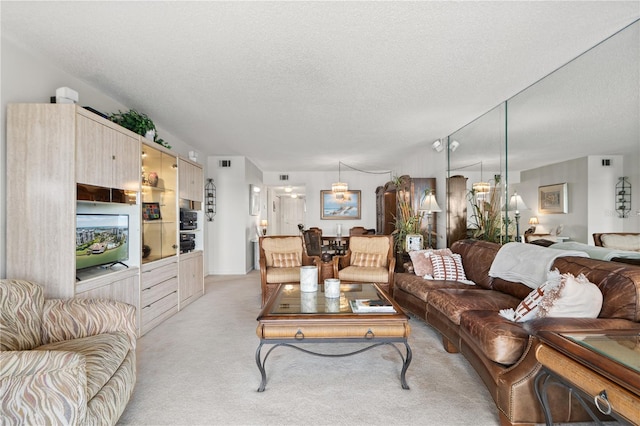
[[431, 139, 444, 152], [472, 161, 490, 194], [332, 162, 348, 198], [284, 187, 292, 193]]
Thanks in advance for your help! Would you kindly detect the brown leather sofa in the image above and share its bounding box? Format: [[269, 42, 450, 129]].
[[394, 239, 640, 426]]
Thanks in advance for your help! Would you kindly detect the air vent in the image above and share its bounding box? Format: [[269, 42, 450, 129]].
[[279, 174, 289, 181], [602, 159, 611, 166], [219, 160, 231, 168]]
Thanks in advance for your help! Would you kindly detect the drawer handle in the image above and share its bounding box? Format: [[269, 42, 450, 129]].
[[295, 329, 304, 340], [365, 329, 375, 339], [594, 390, 612, 415]]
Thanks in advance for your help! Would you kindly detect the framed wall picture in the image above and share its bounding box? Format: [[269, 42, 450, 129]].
[[321, 190, 361, 220], [538, 183, 568, 214], [250, 184, 260, 216]]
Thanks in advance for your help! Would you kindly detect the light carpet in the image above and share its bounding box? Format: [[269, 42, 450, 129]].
[[117, 272, 505, 425]]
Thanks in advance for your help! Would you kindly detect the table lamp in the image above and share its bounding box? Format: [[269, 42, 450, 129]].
[[260, 219, 268, 236]]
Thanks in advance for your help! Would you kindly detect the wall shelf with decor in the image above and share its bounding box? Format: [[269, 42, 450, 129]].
[[616, 177, 631, 218]]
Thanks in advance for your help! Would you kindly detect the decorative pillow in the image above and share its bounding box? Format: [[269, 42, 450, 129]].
[[601, 234, 640, 251], [351, 252, 384, 268], [272, 252, 301, 268], [539, 272, 603, 318], [408, 248, 452, 276], [501, 270, 562, 322], [428, 252, 469, 282], [500, 269, 602, 322]]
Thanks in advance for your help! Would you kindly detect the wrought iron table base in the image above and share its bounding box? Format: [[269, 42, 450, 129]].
[[534, 369, 619, 426], [256, 338, 412, 392]]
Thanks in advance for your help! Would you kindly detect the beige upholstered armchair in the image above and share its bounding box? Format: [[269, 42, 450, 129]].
[[0, 279, 137, 425], [332, 235, 396, 296], [259, 236, 321, 306]]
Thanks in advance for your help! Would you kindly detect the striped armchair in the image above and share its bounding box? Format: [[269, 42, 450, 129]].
[[333, 235, 396, 296], [259, 236, 321, 306], [0, 279, 137, 425]]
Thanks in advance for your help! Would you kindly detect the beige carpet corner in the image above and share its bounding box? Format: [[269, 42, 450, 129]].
[[117, 271, 505, 425]]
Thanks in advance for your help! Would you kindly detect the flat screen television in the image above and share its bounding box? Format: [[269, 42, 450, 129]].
[[76, 214, 129, 271]]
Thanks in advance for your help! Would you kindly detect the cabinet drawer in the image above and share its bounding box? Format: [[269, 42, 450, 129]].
[[141, 276, 178, 306], [141, 290, 178, 327], [257, 322, 410, 340], [142, 261, 178, 288]]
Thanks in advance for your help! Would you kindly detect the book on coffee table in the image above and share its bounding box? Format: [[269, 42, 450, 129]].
[[350, 299, 396, 313]]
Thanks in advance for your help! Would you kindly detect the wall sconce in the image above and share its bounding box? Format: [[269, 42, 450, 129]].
[[431, 139, 444, 152], [260, 219, 268, 236], [449, 140, 460, 152]]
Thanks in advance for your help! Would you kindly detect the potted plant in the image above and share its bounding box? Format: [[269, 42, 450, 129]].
[[109, 109, 171, 149], [391, 176, 424, 254]]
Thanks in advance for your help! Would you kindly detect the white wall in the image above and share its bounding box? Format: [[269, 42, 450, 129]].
[[206, 156, 249, 275], [1, 37, 202, 278]]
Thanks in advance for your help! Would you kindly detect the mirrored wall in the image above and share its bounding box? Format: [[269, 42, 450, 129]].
[[447, 19, 639, 246]]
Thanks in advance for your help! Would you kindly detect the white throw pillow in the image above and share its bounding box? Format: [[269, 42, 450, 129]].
[[500, 270, 602, 322], [539, 273, 603, 318], [601, 234, 640, 251]]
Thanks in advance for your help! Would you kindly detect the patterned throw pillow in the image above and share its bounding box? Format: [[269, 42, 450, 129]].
[[272, 252, 301, 268], [351, 252, 384, 267], [428, 252, 468, 281], [408, 248, 453, 276], [500, 269, 602, 322]]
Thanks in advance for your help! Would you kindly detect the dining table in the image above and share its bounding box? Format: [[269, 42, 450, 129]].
[[321, 235, 350, 256]]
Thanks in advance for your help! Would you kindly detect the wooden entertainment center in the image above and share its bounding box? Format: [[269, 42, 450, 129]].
[[6, 103, 204, 336]]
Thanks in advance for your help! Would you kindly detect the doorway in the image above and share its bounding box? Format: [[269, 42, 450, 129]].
[[268, 185, 306, 235]]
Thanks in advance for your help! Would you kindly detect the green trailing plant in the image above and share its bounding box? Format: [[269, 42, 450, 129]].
[[109, 109, 171, 149]]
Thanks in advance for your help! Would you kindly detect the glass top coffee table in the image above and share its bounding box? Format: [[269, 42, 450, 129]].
[[255, 283, 411, 392]]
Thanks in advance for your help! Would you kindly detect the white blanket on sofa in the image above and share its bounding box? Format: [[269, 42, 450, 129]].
[[489, 242, 588, 288]]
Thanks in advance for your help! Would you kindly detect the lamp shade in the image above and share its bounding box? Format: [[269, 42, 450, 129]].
[[260, 219, 268, 227], [419, 192, 442, 213], [528, 217, 539, 225], [504, 192, 529, 213]]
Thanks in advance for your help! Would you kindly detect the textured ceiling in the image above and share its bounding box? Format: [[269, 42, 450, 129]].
[[2, 1, 639, 173]]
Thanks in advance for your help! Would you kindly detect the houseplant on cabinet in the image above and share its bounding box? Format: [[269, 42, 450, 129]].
[[109, 109, 171, 149]]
